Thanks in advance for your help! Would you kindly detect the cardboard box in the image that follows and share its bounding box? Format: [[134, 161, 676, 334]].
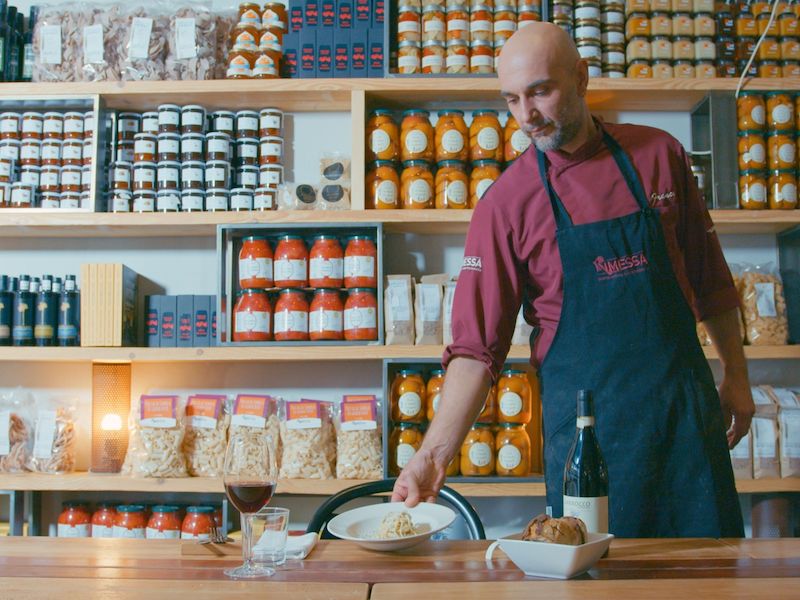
[[304, 0, 319, 27], [177, 295, 194, 348], [145, 295, 161, 347], [193, 295, 211, 347], [334, 29, 350, 77], [160, 295, 177, 348], [211, 297, 218, 344], [79, 263, 138, 347], [337, 0, 353, 29], [372, 0, 384, 27], [321, 0, 336, 26], [351, 29, 367, 77], [289, 1, 304, 31], [368, 27, 384, 77], [282, 32, 300, 78], [300, 29, 316, 78], [355, 0, 370, 28], [317, 29, 333, 77]]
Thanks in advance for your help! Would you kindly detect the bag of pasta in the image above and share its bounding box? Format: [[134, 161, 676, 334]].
[[228, 394, 281, 479], [0, 388, 35, 473], [29, 396, 77, 474], [740, 262, 789, 346], [122, 395, 187, 477], [182, 394, 229, 477], [335, 395, 382, 480], [279, 400, 336, 479]]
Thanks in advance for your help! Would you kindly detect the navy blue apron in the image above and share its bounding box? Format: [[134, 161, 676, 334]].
[[536, 130, 744, 537]]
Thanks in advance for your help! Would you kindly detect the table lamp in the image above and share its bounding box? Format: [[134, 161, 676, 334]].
[[90, 362, 131, 473]]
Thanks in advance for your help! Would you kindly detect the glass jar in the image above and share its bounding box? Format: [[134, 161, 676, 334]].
[[673, 60, 695, 78], [132, 162, 156, 192], [426, 368, 445, 421], [737, 92, 766, 132], [61, 191, 81, 209], [274, 288, 309, 341], [767, 131, 795, 170], [274, 234, 309, 288], [235, 138, 260, 167], [205, 160, 231, 189], [57, 502, 91, 538], [181, 161, 205, 190], [42, 112, 63, 139], [504, 113, 531, 162], [207, 132, 232, 162], [132, 190, 156, 213], [496, 369, 533, 424], [494, 5, 517, 44], [758, 36, 781, 60], [435, 160, 469, 208], [758, 61, 781, 78], [0, 139, 20, 162], [263, 1, 288, 30], [146, 506, 182, 539], [738, 169, 768, 209], [239, 2, 262, 24], [254, 187, 276, 211], [259, 136, 283, 164], [366, 160, 400, 209], [422, 5, 446, 42], [60, 165, 81, 192], [133, 133, 157, 163], [39, 191, 59, 208], [470, 4, 493, 41], [401, 109, 434, 163], [19, 165, 40, 190], [156, 190, 181, 212], [391, 370, 427, 423], [672, 36, 694, 60], [91, 504, 116, 538], [470, 109, 503, 162], [259, 109, 283, 138], [435, 109, 469, 162], [401, 160, 434, 208], [344, 236, 378, 288], [344, 288, 379, 340], [239, 235, 274, 289], [157, 161, 181, 191], [230, 187, 254, 211], [651, 36, 672, 60], [495, 424, 531, 477], [768, 169, 798, 209], [781, 39, 800, 61], [205, 188, 230, 212], [0, 112, 20, 139], [470, 159, 501, 206], [141, 111, 159, 135], [649, 11, 671, 36], [626, 37, 651, 62], [40, 165, 60, 192], [766, 92, 794, 132], [212, 111, 236, 136], [9, 182, 33, 207], [181, 134, 205, 162], [111, 190, 132, 213], [112, 505, 147, 539], [738, 131, 767, 170], [446, 5, 469, 41], [21, 112, 44, 140], [389, 423, 424, 476], [116, 141, 134, 164], [63, 112, 84, 139], [309, 289, 344, 341], [398, 41, 422, 74], [625, 12, 650, 38], [470, 40, 494, 73], [672, 11, 693, 36], [181, 105, 206, 135], [157, 104, 181, 134], [61, 140, 82, 166], [398, 4, 422, 43], [181, 506, 215, 541], [20, 138, 41, 166], [157, 133, 181, 162], [309, 235, 344, 288], [477, 385, 496, 423], [366, 109, 399, 163], [446, 39, 469, 73], [461, 424, 495, 476], [181, 190, 205, 212]]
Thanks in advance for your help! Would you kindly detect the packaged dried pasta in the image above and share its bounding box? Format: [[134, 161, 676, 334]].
[[0, 388, 35, 473], [79, 3, 127, 82], [385, 275, 415, 345], [122, 395, 187, 478], [414, 281, 443, 345], [164, 6, 217, 80], [740, 263, 789, 346], [335, 395, 382, 480], [279, 400, 336, 479], [228, 394, 281, 480], [123, 4, 168, 81], [32, 5, 82, 82], [28, 397, 77, 474], [182, 394, 229, 477]]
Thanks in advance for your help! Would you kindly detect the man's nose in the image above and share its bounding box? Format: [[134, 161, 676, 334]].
[[518, 97, 538, 126]]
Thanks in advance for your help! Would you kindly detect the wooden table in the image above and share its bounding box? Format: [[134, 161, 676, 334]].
[[0, 537, 798, 598]]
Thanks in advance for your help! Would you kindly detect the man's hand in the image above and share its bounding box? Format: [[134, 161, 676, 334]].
[[391, 449, 446, 507], [718, 374, 755, 449]]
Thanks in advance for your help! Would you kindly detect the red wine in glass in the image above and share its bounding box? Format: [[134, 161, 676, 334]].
[[225, 482, 276, 514]]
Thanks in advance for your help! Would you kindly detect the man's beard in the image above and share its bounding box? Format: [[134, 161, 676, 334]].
[[529, 98, 583, 152]]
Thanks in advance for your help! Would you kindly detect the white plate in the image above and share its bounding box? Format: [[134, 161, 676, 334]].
[[326, 502, 456, 551], [486, 532, 614, 579]]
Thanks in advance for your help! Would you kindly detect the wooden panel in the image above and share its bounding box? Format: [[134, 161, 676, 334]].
[[350, 90, 367, 211]]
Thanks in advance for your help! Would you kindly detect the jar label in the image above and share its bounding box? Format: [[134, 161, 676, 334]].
[[112, 196, 131, 212], [409, 178, 432, 203], [254, 191, 274, 209], [260, 168, 283, 186], [206, 194, 228, 210], [91, 525, 113, 538], [158, 166, 180, 181], [182, 111, 205, 127], [446, 55, 469, 68], [310, 257, 344, 281], [237, 170, 258, 188], [344, 306, 377, 330], [0, 119, 17, 133], [142, 116, 159, 132], [441, 129, 464, 153], [743, 182, 766, 204], [182, 167, 204, 183], [261, 114, 281, 130], [498, 444, 522, 470], [510, 129, 532, 154], [779, 143, 795, 164], [370, 129, 391, 154], [494, 19, 517, 32], [398, 55, 420, 70], [476, 178, 494, 200], [422, 55, 444, 68], [274, 310, 308, 333], [43, 120, 63, 134], [779, 183, 798, 204], [396, 443, 416, 468], [231, 193, 253, 210], [235, 310, 271, 333], [398, 21, 421, 33], [133, 196, 155, 212], [208, 138, 230, 156], [275, 258, 307, 283], [470, 19, 492, 32], [135, 139, 155, 155], [20, 172, 39, 188], [181, 532, 210, 541], [310, 309, 344, 333], [22, 119, 43, 134], [62, 195, 80, 209], [206, 166, 228, 184], [446, 180, 467, 204], [134, 168, 155, 183], [448, 18, 468, 30], [261, 140, 282, 156], [21, 144, 41, 160], [424, 19, 445, 32], [181, 195, 204, 210], [182, 138, 203, 154], [146, 527, 181, 539], [468, 442, 492, 468], [42, 145, 60, 160], [112, 526, 146, 539], [743, 143, 765, 165], [159, 139, 180, 154], [157, 194, 180, 211], [477, 127, 500, 151], [499, 392, 523, 417], [239, 143, 259, 158], [471, 55, 493, 68], [376, 180, 398, 204], [432, 393, 441, 414], [240, 257, 273, 281], [62, 170, 81, 186], [215, 116, 234, 132], [344, 255, 375, 279], [398, 392, 422, 417], [404, 129, 428, 154], [57, 523, 89, 538], [254, 54, 278, 77], [41, 171, 60, 187], [159, 111, 180, 127], [63, 144, 82, 160], [227, 59, 253, 78], [750, 105, 765, 125]]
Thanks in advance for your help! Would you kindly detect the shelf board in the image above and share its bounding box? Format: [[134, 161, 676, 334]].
[[0, 210, 796, 238]]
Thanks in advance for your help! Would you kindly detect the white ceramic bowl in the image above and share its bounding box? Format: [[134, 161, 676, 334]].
[[486, 532, 614, 579], [326, 502, 456, 552]]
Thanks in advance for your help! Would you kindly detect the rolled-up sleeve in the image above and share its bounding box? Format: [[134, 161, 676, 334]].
[[443, 199, 522, 381]]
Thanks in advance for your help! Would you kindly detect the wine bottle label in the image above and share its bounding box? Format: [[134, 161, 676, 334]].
[[563, 495, 609, 533], [577, 416, 595, 428]]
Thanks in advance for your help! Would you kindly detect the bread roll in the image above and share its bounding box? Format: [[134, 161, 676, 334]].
[[521, 514, 587, 546]]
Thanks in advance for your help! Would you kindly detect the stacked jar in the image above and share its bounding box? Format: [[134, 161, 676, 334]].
[[365, 108, 529, 209], [601, 0, 626, 77], [0, 110, 93, 210], [225, 2, 286, 79], [232, 231, 379, 343], [574, 0, 603, 77], [553, 0, 575, 36], [109, 105, 285, 213]]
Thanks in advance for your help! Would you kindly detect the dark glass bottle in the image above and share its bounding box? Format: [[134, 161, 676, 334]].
[[57, 275, 80, 346], [562, 389, 609, 533], [20, 6, 36, 82], [0, 274, 12, 346], [12, 274, 34, 346], [0, 1, 8, 82], [12, 11, 22, 82], [35, 274, 57, 346], [5, 5, 17, 82]]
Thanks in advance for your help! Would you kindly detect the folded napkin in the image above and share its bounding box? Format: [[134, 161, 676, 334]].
[[253, 531, 318, 561]]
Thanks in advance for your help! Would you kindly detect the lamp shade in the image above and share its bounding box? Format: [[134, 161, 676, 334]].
[[91, 362, 131, 473]]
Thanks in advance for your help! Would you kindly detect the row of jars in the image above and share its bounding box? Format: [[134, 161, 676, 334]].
[[737, 92, 798, 134], [0, 111, 95, 142], [738, 169, 798, 210], [57, 503, 222, 540], [626, 36, 719, 62], [227, 2, 285, 79], [0, 137, 93, 169], [237, 1, 288, 32], [0, 188, 89, 209], [738, 130, 799, 172], [110, 161, 283, 195], [398, 37, 514, 74], [237, 234, 379, 290], [367, 108, 530, 165], [626, 58, 718, 77], [109, 187, 277, 213], [232, 287, 379, 342]]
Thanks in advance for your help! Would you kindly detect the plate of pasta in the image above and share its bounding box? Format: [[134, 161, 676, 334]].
[[326, 502, 456, 551]]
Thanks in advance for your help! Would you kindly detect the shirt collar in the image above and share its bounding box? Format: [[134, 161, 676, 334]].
[[544, 116, 605, 170]]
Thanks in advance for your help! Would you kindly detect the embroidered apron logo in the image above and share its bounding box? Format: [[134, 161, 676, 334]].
[[593, 252, 648, 280], [462, 256, 483, 272]]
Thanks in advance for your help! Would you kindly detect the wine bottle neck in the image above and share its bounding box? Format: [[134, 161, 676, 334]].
[[577, 416, 595, 429]]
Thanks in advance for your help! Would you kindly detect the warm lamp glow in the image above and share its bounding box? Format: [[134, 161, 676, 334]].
[[100, 413, 123, 431], [91, 363, 131, 473]]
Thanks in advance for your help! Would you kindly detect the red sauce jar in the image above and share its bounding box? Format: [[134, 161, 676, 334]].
[[181, 506, 215, 541], [146, 505, 182, 539], [239, 236, 274, 289], [233, 289, 272, 342], [91, 504, 116, 538], [274, 288, 309, 341], [309, 235, 344, 288], [274, 234, 308, 288], [57, 502, 91, 538], [309, 289, 344, 340], [344, 288, 379, 340], [112, 505, 147, 539], [344, 236, 378, 289]]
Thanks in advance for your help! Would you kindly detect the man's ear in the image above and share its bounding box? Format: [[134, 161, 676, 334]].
[[575, 58, 590, 97]]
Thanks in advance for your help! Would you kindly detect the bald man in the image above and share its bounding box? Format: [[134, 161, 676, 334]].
[[391, 23, 754, 538]]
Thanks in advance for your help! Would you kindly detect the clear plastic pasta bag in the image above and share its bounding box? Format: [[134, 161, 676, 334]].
[[228, 394, 281, 480], [28, 396, 77, 474], [122, 394, 187, 477], [335, 395, 382, 479], [279, 399, 336, 479], [182, 394, 229, 477], [0, 388, 35, 473]]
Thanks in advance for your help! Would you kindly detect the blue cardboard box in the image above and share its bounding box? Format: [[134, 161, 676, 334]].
[[289, 0, 304, 31], [145, 295, 160, 347], [283, 31, 300, 78], [321, 0, 336, 26], [177, 295, 193, 347], [300, 29, 317, 78], [372, 0, 384, 27], [337, 0, 353, 29], [368, 27, 384, 77], [317, 29, 334, 77], [355, 0, 370, 28], [334, 29, 350, 77], [351, 29, 367, 77], [193, 295, 211, 347], [160, 295, 177, 348], [305, 0, 319, 27]]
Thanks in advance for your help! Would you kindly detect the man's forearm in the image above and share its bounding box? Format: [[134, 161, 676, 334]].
[[703, 308, 749, 377]]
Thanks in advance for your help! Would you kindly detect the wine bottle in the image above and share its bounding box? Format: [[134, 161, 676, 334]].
[[562, 389, 609, 533]]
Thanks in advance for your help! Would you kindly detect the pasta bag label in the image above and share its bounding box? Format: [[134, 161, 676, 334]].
[[341, 397, 377, 432], [286, 401, 323, 430], [33, 409, 58, 459], [140, 395, 178, 428], [232, 394, 273, 429], [187, 395, 223, 429]]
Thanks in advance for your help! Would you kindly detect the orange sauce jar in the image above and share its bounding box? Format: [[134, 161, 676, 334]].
[[366, 160, 400, 209], [274, 288, 310, 341], [435, 109, 469, 162], [461, 424, 495, 476], [57, 502, 91, 538], [274, 234, 309, 288], [181, 506, 215, 541], [239, 235, 273, 289], [476, 384, 496, 423], [231, 21, 260, 51], [366, 109, 400, 162], [768, 169, 798, 209], [738, 169, 768, 209], [504, 113, 531, 163], [391, 369, 427, 423], [626, 60, 652, 78], [758, 61, 781, 78], [767, 131, 796, 170], [495, 424, 531, 477], [767, 92, 794, 132], [309, 289, 344, 340], [253, 50, 281, 79], [262, 1, 288, 31], [435, 160, 469, 209], [233, 289, 272, 342], [737, 92, 766, 131], [238, 1, 262, 24], [146, 505, 182, 539], [496, 369, 533, 425], [470, 109, 503, 162], [91, 504, 116, 538], [389, 423, 424, 475], [309, 235, 344, 288], [113, 505, 147, 539], [401, 109, 434, 163], [344, 288, 378, 340], [344, 236, 378, 288], [401, 160, 434, 208], [226, 48, 256, 79], [426, 368, 445, 421], [625, 12, 650, 38], [470, 159, 501, 206]]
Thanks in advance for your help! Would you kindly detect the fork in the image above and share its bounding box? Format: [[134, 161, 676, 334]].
[[201, 524, 233, 544]]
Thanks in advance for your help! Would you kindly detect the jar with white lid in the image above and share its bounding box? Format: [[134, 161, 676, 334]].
[[181, 189, 205, 212], [181, 105, 207, 134], [83, 111, 96, 139], [212, 111, 236, 135], [181, 134, 205, 162], [116, 112, 141, 141], [40, 191, 61, 208], [157, 161, 181, 190], [111, 190, 132, 212], [259, 164, 284, 187], [235, 137, 259, 166], [40, 165, 61, 192], [205, 160, 231, 189], [10, 182, 34, 207], [206, 132, 232, 161], [111, 162, 133, 190], [206, 188, 230, 211], [62, 139, 83, 166], [42, 112, 64, 139], [158, 104, 181, 134], [63, 112, 84, 139], [20, 138, 41, 166], [81, 165, 92, 191], [235, 110, 259, 139], [259, 108, 283, 137], [41, 139, 62, 166], [141, 112, 159, 135], [236, 165, 259, 189], [157, 189, 181, 212], [132, 162, 157, 191], [0, 139, 21, 161], [19, 165, 41, 189], [116, 141, 134, 164], [60, 191, 81, 209], [0, 112, 20, 139], [60, 166, 82, 192], [82, 138, 93, 166], [254, 186, 276, 210], [80, 190, 92, 209], [21, 112, 44, 139], [230, 187, 254, 211], [133, 190, 156, 212], [259, 136, 283, 164], [181, 161, 205, 189], [157, 133, 181, 162], [133, 133, 157, 163]]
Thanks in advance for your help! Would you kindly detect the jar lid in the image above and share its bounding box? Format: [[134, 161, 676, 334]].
[[259, 135, 283, 141], [181, 189, 206, 197], [765, 90, 790, 97], [398, 3, 422, 11], [22, 111, 44, 117], [213, 110, 236, 117], [151, 505, 180, 513], [399, 40, 422, 48], [243, 235, 269, 242], [370, 159, 397, 168], [181, 132, 205, 139], [628, 59, 650, 65], [652, 35, 671, 40], [158, 103, 181, 111], [142, 111, 159, 117], [187, 506, 215, 514], [429, 368, 446, 376], [231, 187, 253, 194], [739, 169, 767, 175], [437, 109, 464, 117], [402, 108, 430, 117], [471, 4, 492, 11], [370, 108, 394, 117], [500, 368, 526, 375], [260, 108, 284, 114], [182, 105, 206, 112], [398, 368, 423, 376], [313, 288, 340, 294], [157, 132, 181, 139], [95, 502, 116, 509], [64, 111, 84, 118], [627, 35, 650, 42], [346, 234, 374, 242], [157, 160, 182, 167], [495, 3, 517, 10], [0, 111, 18, 117], [114, 190, 133, 199], [674, 59, 693, 65], [277, 233, 304, 241], [767, 130, 794, 136], [447, 38, 468, 47], [279, 287, 307, 294], [348, 287, 376, 294], [402, 159, 431, 168], [116, 504, 146, 513], [423, 40, 446, 48], [771, 168, 797, 174], [470, 422, 492, 429], [206, 159, 231, 167], [133, 161, 157, 168], [473, 109, 499, 116], [422, 3, 444, 11], [436, 159, 466, 168], [499, 422, 523, 429], [62, 501, 87, 508], [737, 90, 763, 97], [207, 188, 231, 196], [133, 190, 156, 198], [207, 131, 232, 139], [397, 421, 422, 429], [236, 136, 260, 144], [238, 288, 269, 296], [236, 110, 259, 117], [313, 233, 340, 241], [473, 158, 501, 167], [470, 39, 493, 47]]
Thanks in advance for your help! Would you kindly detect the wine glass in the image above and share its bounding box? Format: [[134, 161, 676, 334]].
[[223, 434, 278, 579]]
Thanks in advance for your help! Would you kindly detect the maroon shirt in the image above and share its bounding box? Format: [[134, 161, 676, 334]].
[[444, 119, 739, 380]]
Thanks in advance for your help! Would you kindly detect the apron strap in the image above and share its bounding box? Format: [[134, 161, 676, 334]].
[[536, 148, 573, 228]]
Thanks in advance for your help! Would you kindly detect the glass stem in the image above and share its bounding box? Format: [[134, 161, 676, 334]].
[[242, 512, 254, 569]]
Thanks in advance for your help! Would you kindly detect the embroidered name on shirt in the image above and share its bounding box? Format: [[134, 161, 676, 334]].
[[461, 256, 482, 272], [593, 252, 648, 280], [650, 190, 675, 206]]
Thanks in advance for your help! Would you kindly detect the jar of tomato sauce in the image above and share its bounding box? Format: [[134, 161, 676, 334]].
[[344, 236, 378, 288], [391, 369, 426, 423], [344, 288, 378, 340], [309, 289, 344, 340], [233, 289, 272, 342], [309, 235, 344, 288], [91, 504, 116, 538], [181, 506, 215, 541], [239, 236, 274, 289], [274, 288, 309, 341], [496, 369, 533, 425], [461, 424, 495, 476], [274, 234, 309, 288], [57, 502, 91, 538], [495, 424, 531, 477], [389, 422, 424, 476], [113, 505, 147, 539], [146, 505, 182, 539], [426, 368, 445, 421]]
